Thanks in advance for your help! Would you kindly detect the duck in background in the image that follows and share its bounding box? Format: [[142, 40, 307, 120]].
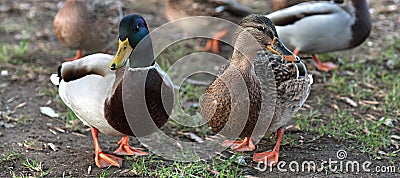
[[271, 0, 343, 11], [51, 14, 174, 168], [201, 14, 312, 166], [53, 0, 123, 61], [165, 0, 254, 53], [266, 0, 371, 72]]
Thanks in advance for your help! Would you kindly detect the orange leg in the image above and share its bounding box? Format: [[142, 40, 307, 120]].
[[311, 54, 336, 72], [64, 49, 83, 61], [91, 128, 122, 168], [221, 137, 255, 152], [294, 49, 336, 72], [113, 136, 148, 156], [198, 28, 229, 54], [253, 127, 284, 167]]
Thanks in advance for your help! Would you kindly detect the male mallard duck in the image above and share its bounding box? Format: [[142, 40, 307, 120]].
[[53, 0, 123, 61], [165, 0, 254, 53], [51, 14, 174, 168], [200, 14, 312, 166], [266, 0, 371, 72]]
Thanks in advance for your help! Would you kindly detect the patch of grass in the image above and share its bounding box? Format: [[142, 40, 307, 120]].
[[125, 154, 242, 177], [22, 155, 53, 177], [36, 86, 57, 97], [381, 72, 400, 117], [178, 83, 207, 115], [316, 39, 399, 157], [295, 110, 322, 133], [0, 40, 30, 64], [296, 109, 393, 156], [155, 41, 198, 72], [63, 108, 84, 131], [99, 167, 114, 178], [0, 150, 22, 164], [0, 17, 30, 34]]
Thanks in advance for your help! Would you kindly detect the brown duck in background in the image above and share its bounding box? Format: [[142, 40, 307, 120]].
[[53, 0, 123, 61], [200, 14, 312, 166], [165, 0, 254, 53]]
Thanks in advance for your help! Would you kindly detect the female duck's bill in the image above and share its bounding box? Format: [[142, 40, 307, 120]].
[[268, 36, 300, 62]]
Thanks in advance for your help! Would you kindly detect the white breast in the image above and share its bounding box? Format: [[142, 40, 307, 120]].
[[58, 54, 123, 136]]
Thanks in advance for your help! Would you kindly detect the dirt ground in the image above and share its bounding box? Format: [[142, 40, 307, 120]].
[[0, 0, 399, 177]]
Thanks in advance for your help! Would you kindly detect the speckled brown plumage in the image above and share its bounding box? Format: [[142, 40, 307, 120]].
[[201, 14, 312, 140], [201, 62, 262, 137], [254, 52, 312, 134]]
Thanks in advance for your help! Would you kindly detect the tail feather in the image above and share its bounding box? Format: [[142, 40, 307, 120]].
[[50, 66, 62, 86]]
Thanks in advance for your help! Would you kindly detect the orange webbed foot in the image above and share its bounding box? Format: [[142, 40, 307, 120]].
[[198, 28, 229, 54], [253, 150, 279, 167], [114, 136, 148, 156], [316, 61, 336, 72], [221, 137, 255, 152], [253, 128, 285, 167], [90, 127, 122, 168], [95, 151, 123, 168], [312, 54, 336, 72]]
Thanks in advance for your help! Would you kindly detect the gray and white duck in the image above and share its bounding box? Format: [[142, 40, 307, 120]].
[[266, 0, 371, 72]]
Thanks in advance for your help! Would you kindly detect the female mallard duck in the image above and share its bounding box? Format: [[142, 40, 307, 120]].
[[200, 14, 312, 166], [53, 0, 123, 61], [51, 14, 174, 168], [266, 0, 371, 72], [165, 0, 254, 53]]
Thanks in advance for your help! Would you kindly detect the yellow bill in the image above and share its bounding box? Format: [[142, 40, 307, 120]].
[[110, 38, 133, 70]]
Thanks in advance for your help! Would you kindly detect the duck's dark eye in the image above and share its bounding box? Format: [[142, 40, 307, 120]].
[[133, 25, 140, 32], [256, 26, 265, 31], [123, 45, 127, 50]]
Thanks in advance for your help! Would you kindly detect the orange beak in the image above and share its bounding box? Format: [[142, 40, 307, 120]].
[[267, 37, 300, 62]]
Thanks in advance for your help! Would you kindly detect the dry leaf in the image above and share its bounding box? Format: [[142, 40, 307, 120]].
[[14, 102, 26, 110], [210, 170, 220, 175], [380, 117, 394, 127], [329, 103, 340, 111], [40, 107, 59, 118], [365, 114, 377, 121], [1, 70, 8, 76], [87, 166, 92, 175], [390, 135, 400, 140], [340, 97, 358, 107], [359, 100, 380, 105], [183, 132, 204, 143], [54, 126, 65, 133], [48, 129, 57, 135], [47, 143, 58, 151], [71, 132, 87, 137]]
